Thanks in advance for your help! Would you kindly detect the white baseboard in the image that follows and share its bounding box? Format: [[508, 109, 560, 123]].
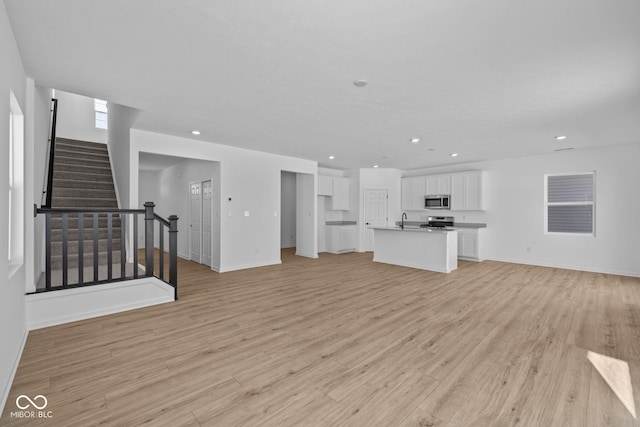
[[486, 257, 640, 278], [26, 278, 175, 330], [218, 260, 282, 273], [295, 251, 319, 259], [0, 330, 28, 416]]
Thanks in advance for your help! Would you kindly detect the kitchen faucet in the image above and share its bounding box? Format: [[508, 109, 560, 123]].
[[401, 212, 407, 229]]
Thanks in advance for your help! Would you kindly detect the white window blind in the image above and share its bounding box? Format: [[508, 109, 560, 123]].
[[545, 173, 595, 235]]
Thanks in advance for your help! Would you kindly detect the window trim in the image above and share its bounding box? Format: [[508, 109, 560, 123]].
[[544, 172, 596, 237], [8, 90, 24, 268]]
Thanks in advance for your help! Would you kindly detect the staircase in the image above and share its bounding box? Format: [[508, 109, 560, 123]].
[[49, 138, 120, 271]]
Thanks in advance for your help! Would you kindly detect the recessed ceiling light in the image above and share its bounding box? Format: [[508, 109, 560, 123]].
[[328, 155, 335, 160], [373, 165, 379, 168], [450, 153, 459, 157], [410, 138, 421, 144], [555, 135, 567, 140], [191, 130, 201, 135], [354, 80, 368, 87]]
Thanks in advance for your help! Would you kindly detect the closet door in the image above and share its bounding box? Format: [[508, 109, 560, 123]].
[[202, 180, 212, 267], [189, 182, 202, 262]]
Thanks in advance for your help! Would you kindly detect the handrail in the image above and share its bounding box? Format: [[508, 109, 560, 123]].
[[41, 98, 58, 208], [37, 207, 145, 215], [33, 202, 179, 300], [154, 213, 170, 227]]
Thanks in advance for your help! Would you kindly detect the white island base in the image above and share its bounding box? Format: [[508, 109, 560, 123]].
[[372, 228, 458, 273]]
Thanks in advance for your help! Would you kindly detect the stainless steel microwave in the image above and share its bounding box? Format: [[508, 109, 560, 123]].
[[425, 195, 450, 210]]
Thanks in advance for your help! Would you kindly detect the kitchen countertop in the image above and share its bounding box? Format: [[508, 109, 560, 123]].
[[371, 226, 456, 234], [394, 221, 486, 229], [326, 221, 357, 226], [452, 223, 487, 229]]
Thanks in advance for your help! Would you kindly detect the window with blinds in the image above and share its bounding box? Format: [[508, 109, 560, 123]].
[[545, 173, 595, 235], [95, 98, 108, 129]]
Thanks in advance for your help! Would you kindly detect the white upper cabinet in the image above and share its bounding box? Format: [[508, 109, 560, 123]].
[[451, 171, 484, 211], [401, 176, 426, 210], [403, 170, 484, 211], [331, 177, 350, 210], [425, 174, 451, 195], [318, 175, 333, 196]]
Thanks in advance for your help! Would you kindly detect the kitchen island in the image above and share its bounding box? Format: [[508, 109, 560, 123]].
[[371, 227, 458, 273]]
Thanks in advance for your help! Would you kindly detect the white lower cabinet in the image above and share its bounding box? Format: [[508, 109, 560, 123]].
[[453, 228, 484, 261], [327, 225, 356, 254]]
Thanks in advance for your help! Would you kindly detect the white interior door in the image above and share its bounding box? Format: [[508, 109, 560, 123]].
[[190, 182, 202, 262], [364, 189, 388, 252], [202, 180, 212, 267]]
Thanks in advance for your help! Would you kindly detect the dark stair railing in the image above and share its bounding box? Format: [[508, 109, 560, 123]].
[[41, 98, 58, 208], [33, 202, 179, 300]]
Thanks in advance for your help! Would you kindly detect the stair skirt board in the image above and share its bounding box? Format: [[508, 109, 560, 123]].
[[26, 278, 175, 330]]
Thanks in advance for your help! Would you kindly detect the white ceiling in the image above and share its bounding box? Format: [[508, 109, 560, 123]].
[[5, 0, 640, 170]]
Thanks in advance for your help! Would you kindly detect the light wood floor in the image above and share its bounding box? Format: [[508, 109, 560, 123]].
[[2, 250, 640, 426]]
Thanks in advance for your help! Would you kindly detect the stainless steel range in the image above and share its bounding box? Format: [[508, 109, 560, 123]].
[[420, 216, 455, 229]]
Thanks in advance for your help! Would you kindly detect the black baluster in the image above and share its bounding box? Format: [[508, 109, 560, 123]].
[[159, 223, 164, 280], [120, 214, 126, 279], [107, 213, 113, 281], [168, 215, 179, 300], [45, 213, 51, 290], [62, 213, 68, 287], [133, 213, 138, 279], [78, 213, 84, 285], [93, 213, 99, 283], [144, 202, 155, 278]]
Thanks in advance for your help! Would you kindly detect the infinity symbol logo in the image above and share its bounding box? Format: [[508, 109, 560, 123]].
[[16, 395, 48, 410]]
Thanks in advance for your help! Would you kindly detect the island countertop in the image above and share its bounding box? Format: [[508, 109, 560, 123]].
[[370, 226, 455, 233]]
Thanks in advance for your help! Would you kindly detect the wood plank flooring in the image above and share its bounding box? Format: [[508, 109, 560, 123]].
[[2, 249, 640, 426]]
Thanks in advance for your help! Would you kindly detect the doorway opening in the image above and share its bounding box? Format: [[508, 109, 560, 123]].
[[280, 171, 316, 261]]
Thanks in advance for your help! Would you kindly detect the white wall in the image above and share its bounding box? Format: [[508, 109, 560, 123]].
[[137, 170, 160, 247], [0, 1, 28, 413], [130, 129, 317, 272], [107, 103, 141, 209], [33, 85, 54, 285], [404, 144, 640, 277], [280, 171, 296, 249], [55, 90, 107, 144], [296, 173, 317, 258]]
